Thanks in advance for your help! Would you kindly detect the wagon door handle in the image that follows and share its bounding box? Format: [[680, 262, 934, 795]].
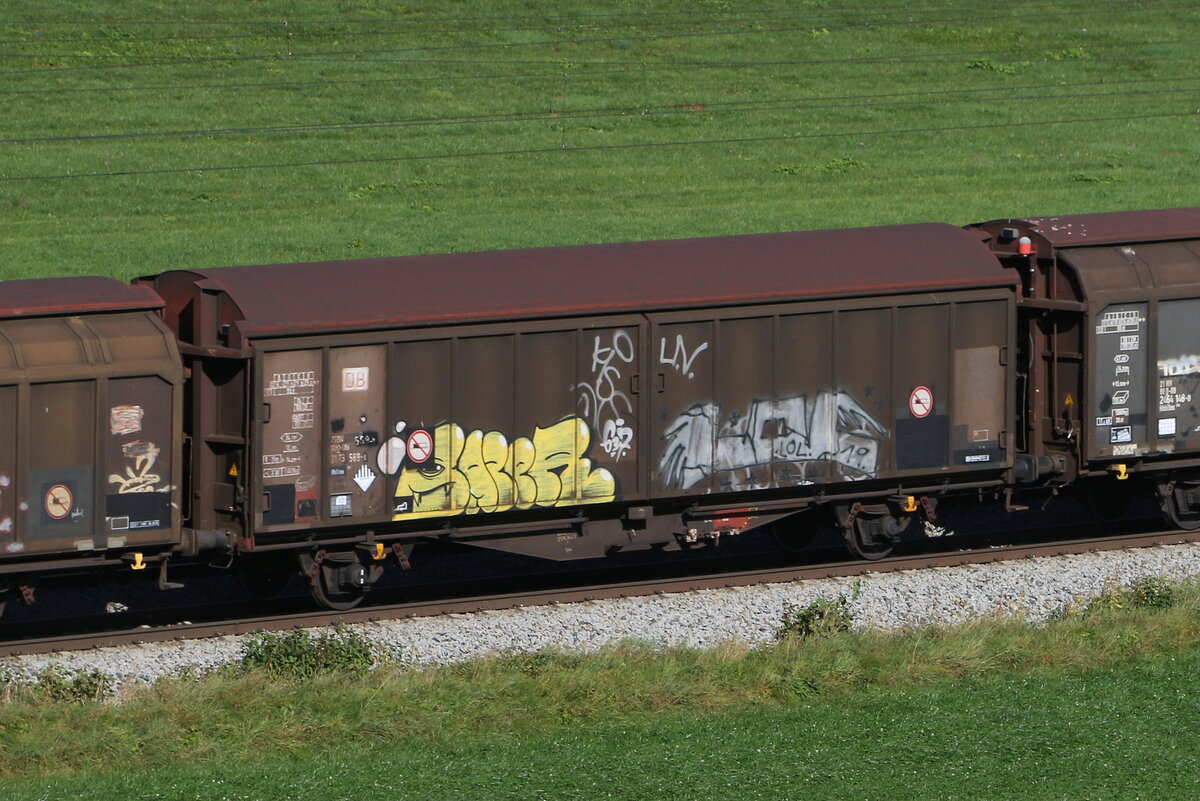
[[261, 402, 271, 423], [261, 491, 272, 512], [630, 373, 640, 394], [656, 373, 666, 392]]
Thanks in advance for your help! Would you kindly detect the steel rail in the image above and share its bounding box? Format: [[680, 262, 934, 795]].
[[1, 528, 1197, 658]]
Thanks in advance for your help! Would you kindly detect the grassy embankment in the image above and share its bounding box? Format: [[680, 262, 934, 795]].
[[2, 578, 1200, 798]]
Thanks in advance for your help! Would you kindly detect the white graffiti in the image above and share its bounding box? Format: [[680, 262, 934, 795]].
[[575, 330, 636, 461], [659, 334, 709, 379], [601, 417, 634, 460], [1159, 354, 1200, 377], [659, 391, 886, 491]]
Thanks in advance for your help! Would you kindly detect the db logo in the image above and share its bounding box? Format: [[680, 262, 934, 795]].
[[342, 367, 369, 392]]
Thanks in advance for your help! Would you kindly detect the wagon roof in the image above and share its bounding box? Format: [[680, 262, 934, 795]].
[[147, 223, 1013, 338], [0, 275, 163, 319], [976, 207, 1200, 248]]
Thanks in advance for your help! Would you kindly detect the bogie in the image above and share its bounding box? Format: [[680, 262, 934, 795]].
[[1161, 479, 1200, 531], [836, 502, 914, 561], [301, 550, 384, 611]]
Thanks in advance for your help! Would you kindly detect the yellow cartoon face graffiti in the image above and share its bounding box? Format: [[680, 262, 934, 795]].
[[394, 422, 469, 518], [386, 417, 616, 521]]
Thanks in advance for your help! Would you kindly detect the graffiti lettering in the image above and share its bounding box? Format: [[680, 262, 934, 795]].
[[659, 391, 886, 492], [1159, 354, 1200, 377], [659, 334, 708, 379], [1158, 354, 1200, 432], [575, 330, 636, 461], [376, 417, 616, 520], [601, 417, 634, 460], [108, 441, 166, 494]]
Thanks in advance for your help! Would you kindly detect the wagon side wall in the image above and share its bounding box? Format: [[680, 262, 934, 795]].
[[244, 287, 1014, 541], [648, 290, 1014, 501], [249, 315, 650, 539]]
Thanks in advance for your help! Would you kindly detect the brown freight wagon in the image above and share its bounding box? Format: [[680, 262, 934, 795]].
[[0, 277, 185, 606], [971, 208, 1200, 528], [140, 222, 1017, 608]]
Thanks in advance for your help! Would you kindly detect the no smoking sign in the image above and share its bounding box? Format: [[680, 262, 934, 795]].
[[909, 386, 933, 419], [406, 429, 433, 463]]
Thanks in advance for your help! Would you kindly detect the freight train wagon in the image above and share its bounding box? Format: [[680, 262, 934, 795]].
[[135, 222, 1017, 607], [4, 209, 1200, 615], [972, 208, 1200, 529]]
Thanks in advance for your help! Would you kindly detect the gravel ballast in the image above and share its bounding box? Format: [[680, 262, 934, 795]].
[[5, 542, 1200, 688]]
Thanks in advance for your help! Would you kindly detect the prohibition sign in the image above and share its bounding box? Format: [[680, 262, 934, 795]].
[[909, 386, 933, 419], [407, 429, 433, 463], [45, 484, 73, 520]]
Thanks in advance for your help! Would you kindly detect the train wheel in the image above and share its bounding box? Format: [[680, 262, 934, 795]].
[[311, 572, 364, 611], [1161, 480, 1200, 531], [1085, 476, 1135, 522], [233, 552, 297, 600], [305, 550, 378, 611], [836, 503, 901, 561], [0, 580, 35, 619]]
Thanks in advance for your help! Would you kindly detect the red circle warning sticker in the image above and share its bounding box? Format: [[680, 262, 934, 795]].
[[407, 429, 433, 463], [45, 484, 73, 519], [909, 386, 933, 418]]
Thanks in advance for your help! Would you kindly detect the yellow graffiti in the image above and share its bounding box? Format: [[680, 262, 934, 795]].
[[393, 418, 616, 520], [108, 441, 164, 494]]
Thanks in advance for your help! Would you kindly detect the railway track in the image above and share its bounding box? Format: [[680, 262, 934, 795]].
[[3, 525, 1196, 659]]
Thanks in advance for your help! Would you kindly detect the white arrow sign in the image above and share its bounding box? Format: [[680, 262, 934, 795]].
[[353, 464, 376, 492]]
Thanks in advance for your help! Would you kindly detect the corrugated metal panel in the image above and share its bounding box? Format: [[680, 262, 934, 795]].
[[0, 310, 184, 559], [0, 276, 163, 319], [142, 223, 1013, 340], [1072, 238, 1200, 464], [1060, 239, 1200, 296], [648, 291, 1013, 499]]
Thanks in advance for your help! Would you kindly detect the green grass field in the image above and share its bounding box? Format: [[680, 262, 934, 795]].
[[4, 580, 1200, 799], [3, 2, 1200, 797], [2, 0, 1198, 280], [9, 655, 1200, 800]]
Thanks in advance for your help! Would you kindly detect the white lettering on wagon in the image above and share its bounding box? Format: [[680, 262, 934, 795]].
[[265, 371, 316, 395], [1096, 309, 1144, 335]]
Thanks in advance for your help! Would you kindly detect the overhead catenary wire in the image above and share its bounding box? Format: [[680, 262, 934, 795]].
[[3, 78, 1197, 147], [2, 108, 1195, 184], [2, 2, 1193, 188], [0, 0, 1149, 38], [0, 21, 961, 63], [0, 36, 1194, 85], [0, 3, 1194, 76], [0, 0, 1149, 46]]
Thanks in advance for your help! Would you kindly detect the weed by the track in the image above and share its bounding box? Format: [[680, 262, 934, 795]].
[[237, 626, 386, 680]]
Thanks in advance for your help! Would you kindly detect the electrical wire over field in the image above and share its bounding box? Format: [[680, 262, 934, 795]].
[[0, 0, 1197, 276]]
